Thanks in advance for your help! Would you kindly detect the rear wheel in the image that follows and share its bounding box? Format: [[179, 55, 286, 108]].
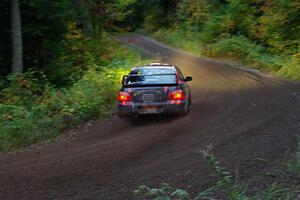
[[180, 100, 190, 116]]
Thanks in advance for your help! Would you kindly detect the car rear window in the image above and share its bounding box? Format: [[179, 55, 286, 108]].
[[125, 74, 177, 85], [130, 67, 176, 75]]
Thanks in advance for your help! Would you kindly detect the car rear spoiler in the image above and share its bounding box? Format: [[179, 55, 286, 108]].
[[126, 73, 176, 77]]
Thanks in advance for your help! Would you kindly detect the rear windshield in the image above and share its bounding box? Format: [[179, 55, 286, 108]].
[[125, 74, 177, 85], [130, 67, 176, 75]]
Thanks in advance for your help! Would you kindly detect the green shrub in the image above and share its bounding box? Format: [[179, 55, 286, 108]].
[[153, 29, 203, 54], [277, 52, 300, 80], [0, 67, 127, 151], [153, 29, 300, 80], [205, 36, 263, 60], [204, 36, 289, 70], [0, 104, 62, 151], [0, 34, 145, 151], [1, 71, 53, 107]]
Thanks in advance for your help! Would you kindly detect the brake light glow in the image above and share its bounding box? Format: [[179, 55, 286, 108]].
[[169, 89, 185, 100], [117, 91, 132, 102]]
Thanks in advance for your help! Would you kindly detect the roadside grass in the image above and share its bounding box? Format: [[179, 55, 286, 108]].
[[0, 67, 123, 151], [0, 28, 147, 152], [153, 29, 300, 81], [135, 145, 300, 200]]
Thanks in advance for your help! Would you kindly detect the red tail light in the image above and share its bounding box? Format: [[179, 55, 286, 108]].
[[117, 91, 132, 102], [169, 89, 185, 100]]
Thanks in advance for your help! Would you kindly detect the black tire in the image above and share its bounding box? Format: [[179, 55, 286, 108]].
[[180, 100, 190, 116]]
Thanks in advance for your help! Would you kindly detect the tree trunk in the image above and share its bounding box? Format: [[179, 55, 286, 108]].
[[75, 0, 93, 35], [11, 0, 23, 74]]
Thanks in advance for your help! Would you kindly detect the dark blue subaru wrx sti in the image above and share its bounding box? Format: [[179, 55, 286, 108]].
[[117, 63, 192, 117]]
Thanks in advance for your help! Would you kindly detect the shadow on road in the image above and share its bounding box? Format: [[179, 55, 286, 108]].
[[125, 114, 182, 126]]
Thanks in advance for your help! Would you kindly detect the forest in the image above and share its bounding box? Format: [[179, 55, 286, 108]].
[[1, 1, 300, 199], [0, 0, 299, 149], [151, 0, 300, 80]]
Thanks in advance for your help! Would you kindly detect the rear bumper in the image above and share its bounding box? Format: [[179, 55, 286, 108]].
[[117, 100, 188, 116]]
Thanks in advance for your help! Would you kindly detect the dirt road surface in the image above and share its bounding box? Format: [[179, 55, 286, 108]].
[[1, 35, 300, 200]]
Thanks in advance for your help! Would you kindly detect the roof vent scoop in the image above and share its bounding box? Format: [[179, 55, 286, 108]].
[[149, 62, 170, 66]]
